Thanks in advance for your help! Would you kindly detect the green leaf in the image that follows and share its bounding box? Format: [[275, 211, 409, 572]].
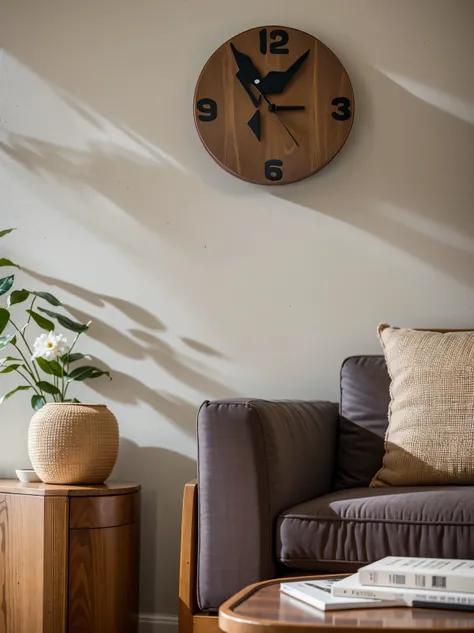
[[31, 395, 45, 411], [27, 310, 54, 332], [31, 291, 62, 306], [36, 357, 63, 377], [38, 308, 89, 333], [0, 385, 30, 404], [36, 380, 61, 395], [61, 352, 88, 364], [0, 363, 21, 374], [0, 258, 20, 268], [64, 398, 81, 403], [0, 229, 16, 238], [0, 334, 16, 350], [48, 360, 63, 377], [67, 365, 111, 382], [0, 356, 21, 366], [8, 289, 29, 306], [35, 357, 53, 374], [0, 308, 9, 337], [0, 276, 14, 296]]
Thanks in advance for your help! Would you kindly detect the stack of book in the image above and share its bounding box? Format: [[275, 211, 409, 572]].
[[280, 557, 474, 612]]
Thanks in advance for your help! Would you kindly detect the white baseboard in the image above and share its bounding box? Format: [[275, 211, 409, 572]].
[[139, 613, 179, 633]]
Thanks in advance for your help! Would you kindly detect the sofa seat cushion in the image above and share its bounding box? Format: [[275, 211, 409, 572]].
[[277, 486, 474, 572]]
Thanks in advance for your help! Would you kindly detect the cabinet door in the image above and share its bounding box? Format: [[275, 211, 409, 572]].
[[68, 523, 139, 633], [0, 494, 68, 633]]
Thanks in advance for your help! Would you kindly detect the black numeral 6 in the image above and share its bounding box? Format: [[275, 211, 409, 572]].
[[197, 98, 218, 122], [265, 159, 283, 182], [331, 97, 351, 121]]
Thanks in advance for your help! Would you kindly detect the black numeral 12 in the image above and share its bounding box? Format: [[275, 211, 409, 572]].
[[259, 29, 289, 55]]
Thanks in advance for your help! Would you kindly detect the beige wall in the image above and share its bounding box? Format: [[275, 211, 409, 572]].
[[1, 0, 473, 629]]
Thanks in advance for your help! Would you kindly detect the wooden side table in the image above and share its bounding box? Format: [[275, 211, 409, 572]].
[[0, 479, 140, 633]]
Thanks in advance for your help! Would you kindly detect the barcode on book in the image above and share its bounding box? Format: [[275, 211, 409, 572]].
[[389, 574, 406, 585], [432, 576, 447, 588], [415, 575, 426, 587]]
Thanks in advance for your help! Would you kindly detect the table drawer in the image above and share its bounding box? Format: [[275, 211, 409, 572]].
[[70, 493, 138, 529]]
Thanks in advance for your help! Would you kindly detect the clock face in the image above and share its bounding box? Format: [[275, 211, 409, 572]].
[[194, 26, 354, 185]]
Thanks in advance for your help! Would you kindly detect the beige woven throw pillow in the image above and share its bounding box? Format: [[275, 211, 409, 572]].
[[371, 324, 474, 487]]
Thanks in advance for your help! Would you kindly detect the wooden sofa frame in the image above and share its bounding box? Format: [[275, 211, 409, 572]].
[[179, 480, 219, 633]]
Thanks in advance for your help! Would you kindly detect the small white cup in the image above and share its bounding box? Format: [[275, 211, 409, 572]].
[[15, 469, 42, 483]]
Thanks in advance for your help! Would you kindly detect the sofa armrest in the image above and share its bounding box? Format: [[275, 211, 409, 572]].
[[197, 398, 339, 610]]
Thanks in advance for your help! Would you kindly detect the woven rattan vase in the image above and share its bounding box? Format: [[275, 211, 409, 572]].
[[28, 403, 119, 485]]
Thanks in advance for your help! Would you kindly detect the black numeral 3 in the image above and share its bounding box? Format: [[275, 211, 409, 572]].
[[197, 98, 218, 122], [331, 97, 351, 121], [265, 160, 283, 182], [259, 29, 289, 55]]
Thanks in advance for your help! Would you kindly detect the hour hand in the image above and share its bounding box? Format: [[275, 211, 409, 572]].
[[259, 49, 310, 95], [273, 105, 305, 111], [230, 43, 262, 106]]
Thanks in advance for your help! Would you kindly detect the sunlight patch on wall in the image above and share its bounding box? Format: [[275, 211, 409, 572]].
[[377, 68, 474, 125], [0, 52, 186, 171], [378, 202, 474, 253]]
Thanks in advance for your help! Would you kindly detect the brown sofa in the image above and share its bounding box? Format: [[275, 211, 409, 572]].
[[179, 355, 474, 633]]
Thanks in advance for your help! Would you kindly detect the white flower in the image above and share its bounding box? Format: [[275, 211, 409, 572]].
[[32, 332, 70, 361]]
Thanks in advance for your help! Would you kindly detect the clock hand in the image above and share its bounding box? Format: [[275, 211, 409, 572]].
[[272, 110, 299, 146], [254, 81, 299, 147], [273, 105, 305, 111], [229, 44, 299, 146], [247, 110, 261, 141], [259, 50, 311, 96], [229, 43, 262, 107]]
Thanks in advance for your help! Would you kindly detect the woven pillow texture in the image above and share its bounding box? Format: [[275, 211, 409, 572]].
[[371, 324, 474, 487]]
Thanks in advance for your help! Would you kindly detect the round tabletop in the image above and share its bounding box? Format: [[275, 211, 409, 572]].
[[219, 577, 474, 633], [0, 479, 140, 496]]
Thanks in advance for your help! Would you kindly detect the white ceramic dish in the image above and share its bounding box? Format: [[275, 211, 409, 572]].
[[15, 469, 42, 483]]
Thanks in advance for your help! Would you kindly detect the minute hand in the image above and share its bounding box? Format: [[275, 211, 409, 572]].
[[259, 50, 310, 96]]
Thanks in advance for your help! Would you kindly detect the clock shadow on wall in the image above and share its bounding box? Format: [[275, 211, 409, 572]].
[[194, 25, 354, 186]]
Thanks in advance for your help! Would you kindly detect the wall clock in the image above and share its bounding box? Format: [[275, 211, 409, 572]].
[[193, 26, 354, 185]]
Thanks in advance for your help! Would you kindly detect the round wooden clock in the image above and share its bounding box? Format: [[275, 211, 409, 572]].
[[194, 26, 354, 185]]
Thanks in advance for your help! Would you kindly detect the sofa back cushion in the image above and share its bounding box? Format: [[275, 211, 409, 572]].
[[372, 325, 474, 487], [333, 355, 390, 490]]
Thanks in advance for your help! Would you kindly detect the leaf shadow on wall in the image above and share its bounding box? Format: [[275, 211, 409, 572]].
[[115, 439, 197, 616], [22, 271, 234, 435], [270, 63, 474, 289], [2, 57, 474, 292], [0, 133, 200, 241]]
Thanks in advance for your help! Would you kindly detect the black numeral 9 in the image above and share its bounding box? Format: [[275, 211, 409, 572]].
[[331, 97, 351, 121], [265, 159, 283, 182], [259, 29, 289, 55], [197, 98, 218, 122]]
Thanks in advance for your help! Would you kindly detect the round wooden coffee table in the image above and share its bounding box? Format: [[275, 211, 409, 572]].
[[219, 576, 474, 633]]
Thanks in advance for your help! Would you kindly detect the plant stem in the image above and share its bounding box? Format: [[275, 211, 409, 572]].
[[54, 372, 60, 402], [9, 316, 42, 386], [63, 333, 81, 400], [66, 333, 80, 375], [24, 297, 36, 328], [12, 343, 36, 380], [14, 368, 41, 397], [60, 363, 65, 401], [11, 342, 46, 401], [10, 318, 33, 356]]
